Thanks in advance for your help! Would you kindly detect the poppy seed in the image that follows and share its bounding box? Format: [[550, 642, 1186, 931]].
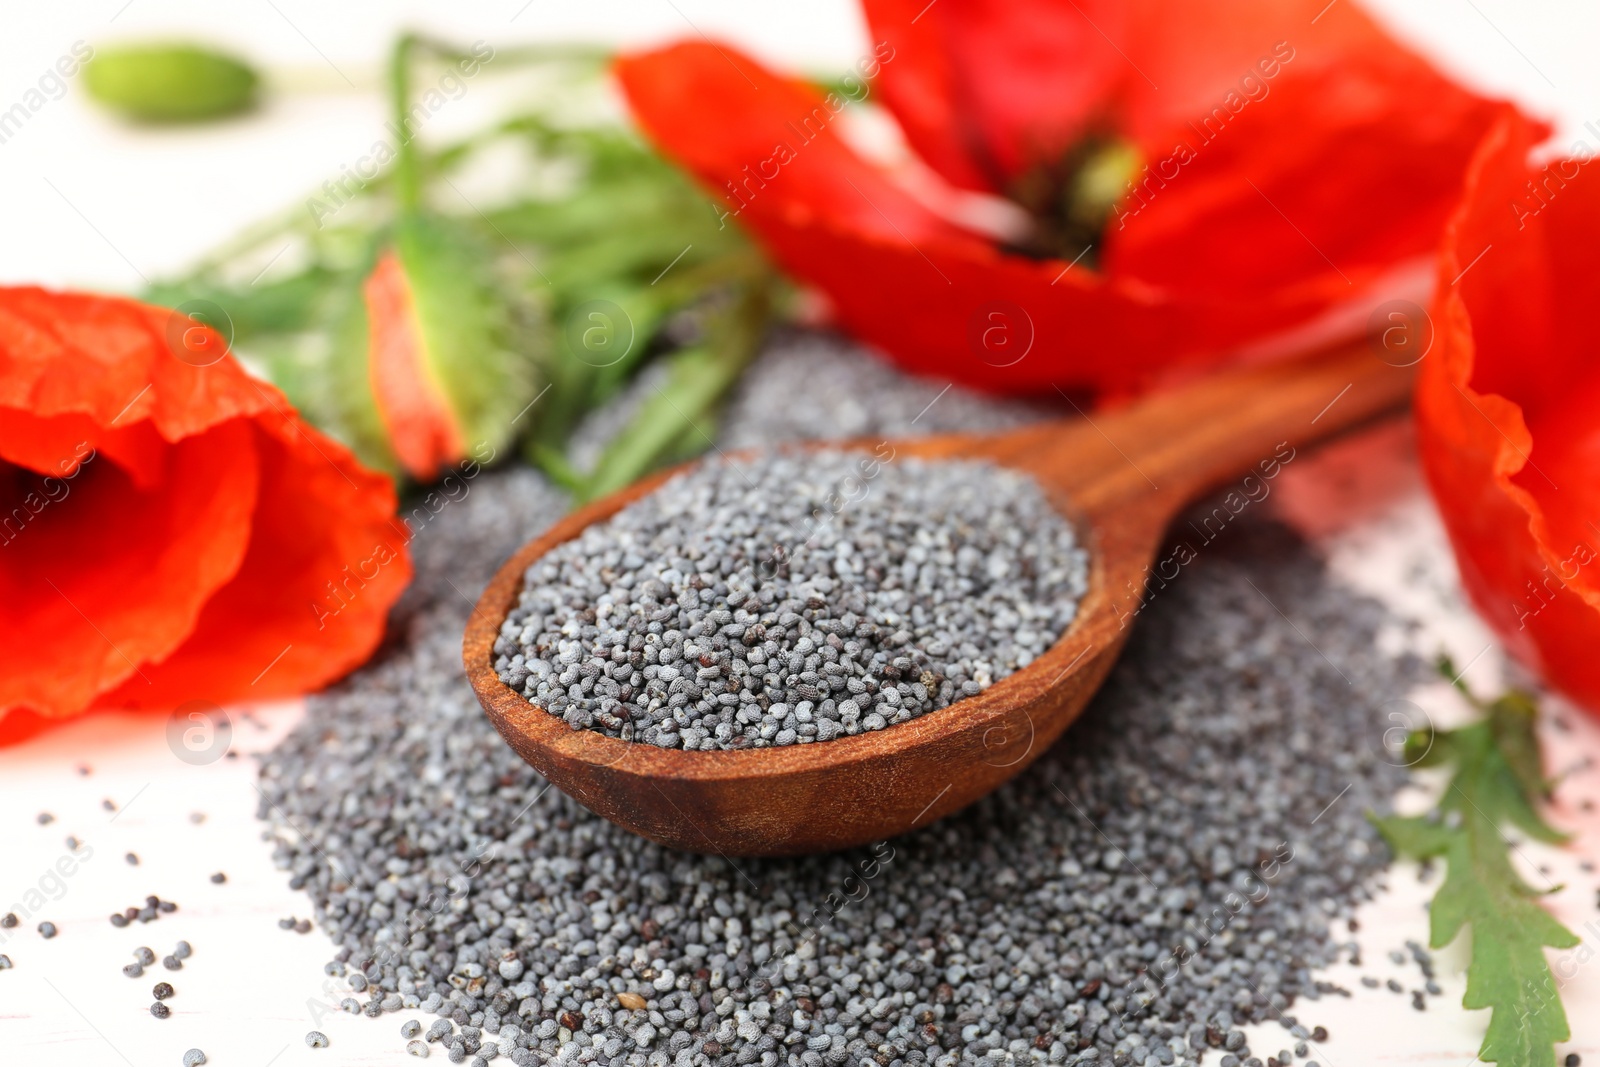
[[255, 337, 1432, 1067]]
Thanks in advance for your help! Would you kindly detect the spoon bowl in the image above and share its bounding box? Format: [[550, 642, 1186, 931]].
[[466, 341, 1414, 856]]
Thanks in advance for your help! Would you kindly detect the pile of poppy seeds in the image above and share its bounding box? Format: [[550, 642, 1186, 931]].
[[257, 334, 1422, 1067], [495, 451, 1086, 749]]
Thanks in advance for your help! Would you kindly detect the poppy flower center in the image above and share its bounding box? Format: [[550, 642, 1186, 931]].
[[1005, 131, 1141, 268]]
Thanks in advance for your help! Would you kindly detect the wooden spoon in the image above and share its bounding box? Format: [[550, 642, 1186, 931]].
[[466, 340, 1414, 856]]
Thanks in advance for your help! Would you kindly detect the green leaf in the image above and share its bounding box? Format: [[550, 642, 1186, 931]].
[[84, 42, 259, 123], [1490, 691, 1554, 804], [570, 279, 773, 501], [1374, 681, 1578, 1067], [145, 266, 341, 343]]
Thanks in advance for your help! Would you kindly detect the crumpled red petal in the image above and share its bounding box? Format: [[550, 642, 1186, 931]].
[[1105, 0, 1517, 302], [618, 1, 1520, 397], [1415, 113, 1600, 712], [0, 287, 410, 740]]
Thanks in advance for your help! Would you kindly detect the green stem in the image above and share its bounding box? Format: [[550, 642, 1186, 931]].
[[574, 278, 773, 501], [389, 34, 423, 213]]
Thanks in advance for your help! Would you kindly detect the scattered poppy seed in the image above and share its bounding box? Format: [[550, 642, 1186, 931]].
[[153, 982, 174, 1000], [65, 836, 79, 850], [407, 1040, 430, 1058], [256, 346, 1436, 1067], [110, 913, 129, 928], [182, 1050, 207, 1067], [126, 852, 139, 865], [277, 918, 295, 930], [134, 947, 156, 965], [158, 901, 177, 913], [102, 799, 115, 812], [150, 1002, 170, 1019], [189, 812, 206, 824], [36, 812, 53, 825], [295, 919, 312, 934], [162, 955, 182, 971], [306, 1031, 329, 1048], [0, 955, 11, 970], [173, 940, 192, 959], [122, 963, 144, 978], [0, 914, 15, 928], [402, 1020, 423, 1038], [37, 922, 56, 939], [210, 872, 226, 884], [1566, 1056, 1581, 1067]]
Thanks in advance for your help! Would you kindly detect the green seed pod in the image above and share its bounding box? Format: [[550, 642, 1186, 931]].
[[83, 43, 259, 123]]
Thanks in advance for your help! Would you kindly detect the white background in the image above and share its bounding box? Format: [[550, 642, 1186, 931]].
[[3, 3, 1600, 1067]]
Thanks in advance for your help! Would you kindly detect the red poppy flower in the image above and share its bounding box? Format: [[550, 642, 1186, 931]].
[[0, 287, 411, 742], [1416, 113, 1600, 713], [616, 0, 1524, 396]]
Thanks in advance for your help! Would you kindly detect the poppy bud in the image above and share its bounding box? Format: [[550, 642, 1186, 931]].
[[83, 42, 259, 123], [362, 214, 542, 482]]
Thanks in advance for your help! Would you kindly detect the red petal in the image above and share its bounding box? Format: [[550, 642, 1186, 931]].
[[97, 407, 410, 711], [614, 43, 975, 248], [0, 288, 277, 441], [862, 0, 1128, 192], [0, 419, 258, 714], [365, 250, 466, 481], [0, 287, 410, 738], [1108, 1, 1519, 301], [1416, 113, 1600, 711]]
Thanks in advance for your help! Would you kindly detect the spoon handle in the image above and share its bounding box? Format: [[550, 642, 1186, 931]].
[[1024, 339, 1417, 518]]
